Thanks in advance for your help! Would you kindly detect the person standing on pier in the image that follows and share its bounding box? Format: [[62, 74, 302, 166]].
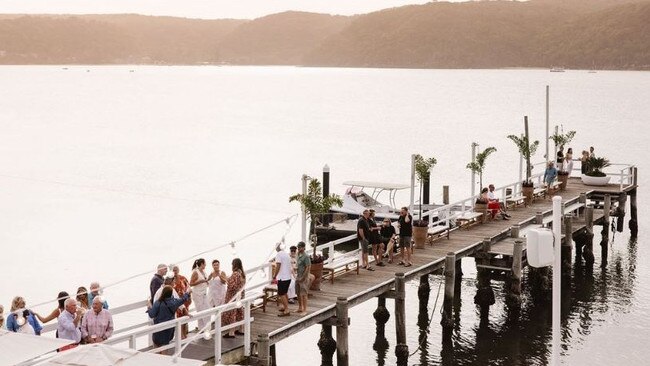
[[357, 209, 374, 271], [398, 207, 413, 267], [222, 258, 246, 337], [208, 259, 227, 307], [369, 210, 385, 266], [295, 242, 311, 315], [273, 243, 293, 317], [544, 161, 558, 195], [81, 296, 114, 344], [57, 298, 83, 347], [88, 282, 109, 309], [556, 146, 564, 165], [172, 265, 192, 339], [150, 264, 167, 301], [287, 245, 298, 303], [190, 258, 211, 338]]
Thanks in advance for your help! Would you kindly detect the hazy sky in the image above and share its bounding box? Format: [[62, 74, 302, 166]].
[[0, 0, 445, 19]]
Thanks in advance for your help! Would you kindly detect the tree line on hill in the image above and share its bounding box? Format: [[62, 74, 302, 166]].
[[0, 0, 648, 70]]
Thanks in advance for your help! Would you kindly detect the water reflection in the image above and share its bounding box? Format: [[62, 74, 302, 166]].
[[418, 235, 639, 365]]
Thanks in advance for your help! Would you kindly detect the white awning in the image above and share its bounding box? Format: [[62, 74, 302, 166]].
[[32, 343, 204, 366], [0, 330, 74, 366], [342, 181, 410, 190]]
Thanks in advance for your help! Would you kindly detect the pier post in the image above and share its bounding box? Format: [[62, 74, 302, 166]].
[[616, 193, 627, 233], [583, 206, 595, 265], [455, 258, 463, 300], [562, 214, 573, 275], [317, 324, 336, 366], [441, 253, 456, 337], [506, 240, 524, 311], [394, 273, 409, 366], [373, 295, 390, 362], [322, 164, 330, 226], [511, 224, 520, 238], [418, 274, 430, 310], [601, 195, 611, 267], [335, 297, 349, 366], [474, 239, 495, 318], [629, 187, 638, 239], [536, 211, 544, 225], [443, 185, 450, 205], [256, 334, 270, 366], [579, 193, 587, 217], [423, 177, 430, 206]]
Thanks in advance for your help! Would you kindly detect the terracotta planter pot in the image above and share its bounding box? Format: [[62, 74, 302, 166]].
[[413, 226, 428, 249], [522, 186, 534, 205], [474, 203, 488, 223], [558, 174, 568, 190], [309, 261, 324, 291]]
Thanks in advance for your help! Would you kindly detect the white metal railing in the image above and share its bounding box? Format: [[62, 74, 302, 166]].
[[314, 233, 357, 265], [105, 294, 259, 364]]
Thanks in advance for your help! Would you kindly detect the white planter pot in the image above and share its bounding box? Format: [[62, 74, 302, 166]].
[[581, 174, 611, 186]]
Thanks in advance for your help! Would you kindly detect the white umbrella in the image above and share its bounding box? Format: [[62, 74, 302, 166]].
[[34, 343, 205, 366], [0, 330, 74, 366]]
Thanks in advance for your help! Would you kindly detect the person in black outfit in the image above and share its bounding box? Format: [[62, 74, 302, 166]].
[[357, 209, 373, 271], [398, 207, 413, 267], [556, 146, 564, 165], [368, 210, 385, 266], [380, 218, 397, 264]]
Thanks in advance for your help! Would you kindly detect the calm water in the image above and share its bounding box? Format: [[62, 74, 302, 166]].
[[0, 66, 648, 365]]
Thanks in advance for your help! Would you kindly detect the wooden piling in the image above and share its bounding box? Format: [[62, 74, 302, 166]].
[[441, 253, 456, 332], [629, 187, 638, 239], [506, 240, 523, 310], [418, 274, 430, 310], [579, 193, 587, 218], [394, 273, 409, 366], [454, 258, 463, 300], [317, 324, 336, 366], [563, 214, 573, 275], [616, 193, 627, 232], [373, 295, 390, 354], [583, 205, 595, 265], [536, 211, 544, 225], [601, 194, 611, 267], [474, 239, 495, 316], [257, 334, 270, 366], [511, 224, 520, 238], [336, 297, 349, 366]]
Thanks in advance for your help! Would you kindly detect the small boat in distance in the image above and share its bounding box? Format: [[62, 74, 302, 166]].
[[550, 67, 565, 72]]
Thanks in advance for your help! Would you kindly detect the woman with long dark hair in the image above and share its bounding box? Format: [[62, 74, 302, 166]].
[[189, 258, 210, 336], [222, 258, 246, 338], [34, 291, 69, 324]]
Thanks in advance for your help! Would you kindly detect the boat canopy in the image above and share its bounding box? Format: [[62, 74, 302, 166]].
[[342, 181, 409, 209]]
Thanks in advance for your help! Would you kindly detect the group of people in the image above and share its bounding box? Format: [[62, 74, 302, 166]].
[[477, 184, 512, 220], [545, 145, 594, 189], [2, 282, 113, 350], [357, 206, 415, 269], [272, 241, 313, 317], [147, 258, 247, 347]]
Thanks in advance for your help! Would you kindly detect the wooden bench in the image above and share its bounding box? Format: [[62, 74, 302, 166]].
[[322, 250, 360, 284], [533, 187, 547, 200], [428, 224, 450, 241], [261, 283, 278, 312], [506, 195, 526, 209], [456, 212, 484, 229]]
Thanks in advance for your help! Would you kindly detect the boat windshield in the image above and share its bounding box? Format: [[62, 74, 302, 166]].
[[343, 181, 409, 209]]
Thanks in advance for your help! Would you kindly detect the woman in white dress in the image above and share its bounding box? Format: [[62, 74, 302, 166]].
[[208, 259, 228, 307], [189, 258, 210, 334]]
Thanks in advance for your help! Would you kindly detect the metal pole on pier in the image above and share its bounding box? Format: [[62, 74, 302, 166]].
[[552, 196, 562, 366], [409, 154, 416, 214], [301, 174, 309, 243], [545, 85, 550, 160], [471, 142, 478, 198], [322, 164, 330, 198]]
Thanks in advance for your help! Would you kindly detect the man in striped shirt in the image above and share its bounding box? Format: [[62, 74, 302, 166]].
[[81, 296, 114, 343]]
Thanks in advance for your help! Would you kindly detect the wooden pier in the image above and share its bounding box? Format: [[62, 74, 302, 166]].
[[176, 175, 638, 365]]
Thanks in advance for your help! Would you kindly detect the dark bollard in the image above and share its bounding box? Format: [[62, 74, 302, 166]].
[[317, 325, 336, 366]]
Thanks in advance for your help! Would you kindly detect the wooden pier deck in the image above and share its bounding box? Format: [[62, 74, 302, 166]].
[[180, 177, 636, 363]]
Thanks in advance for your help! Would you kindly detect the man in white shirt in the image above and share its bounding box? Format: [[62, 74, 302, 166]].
[[273, 243, 293, 317], [57, 298, 82, 344]]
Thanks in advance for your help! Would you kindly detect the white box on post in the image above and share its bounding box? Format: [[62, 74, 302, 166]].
[[527, 228, 554, 268]]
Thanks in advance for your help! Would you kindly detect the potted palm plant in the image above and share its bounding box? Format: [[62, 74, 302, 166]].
[[466, 146, 497, 192], [413, 154, 437, 249], [289, 178, 343, 290], [507, 117, 539, 205], [549, 130, 576, 156], [581, 156, 611, 186]]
